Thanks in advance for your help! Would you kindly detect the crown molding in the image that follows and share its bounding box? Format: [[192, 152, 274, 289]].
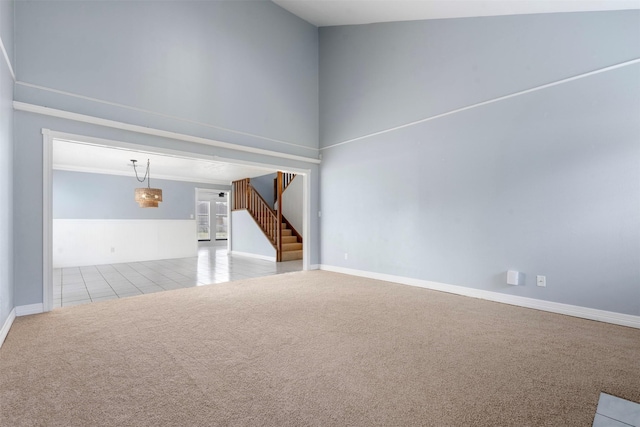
[[16, 81, 319, 153]]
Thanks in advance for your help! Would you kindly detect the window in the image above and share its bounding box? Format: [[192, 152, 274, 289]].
[[215, 201, 228, 240], [197, 201, 210, 241]]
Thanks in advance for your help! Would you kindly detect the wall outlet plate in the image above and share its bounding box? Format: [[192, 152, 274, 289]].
[[537, 275, 546, 287], [507, 270, 520, 285]]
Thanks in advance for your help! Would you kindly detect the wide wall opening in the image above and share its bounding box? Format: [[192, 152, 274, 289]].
[[43, 131, 310, 311]]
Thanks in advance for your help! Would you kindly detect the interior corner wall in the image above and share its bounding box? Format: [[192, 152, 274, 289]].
[[12, 0, 321, 307], [231, 210, 277, 260], [282, 175, 303, 234], [0, 0, 15, 327], [319, 11, 640, 316], [251, 172, 277, 208]]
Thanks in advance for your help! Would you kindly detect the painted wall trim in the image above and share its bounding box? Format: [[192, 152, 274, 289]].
[[302, 173, 311, 271], [230, 251, 277, 262], [0, 308, 16, 349], [321, 57, 640, 151], [53, 164, 231, 186], [15, 303, 44, 317], [308, 264, 320, 270], [14, 102, 322, 164], [41, 129, 314, 309], [46, 130, 311, 176], [43, 130, 53, 312], [16, 81, 320, 153], [319, 265, 640, 330], [0, 35, 15, 81]]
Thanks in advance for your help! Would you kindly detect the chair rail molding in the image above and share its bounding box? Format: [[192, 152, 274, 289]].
[[16, 102, 321, 164], [16, 80, 319, 154]]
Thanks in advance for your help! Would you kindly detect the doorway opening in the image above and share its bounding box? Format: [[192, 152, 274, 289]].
[[43, 130, 312, 311]]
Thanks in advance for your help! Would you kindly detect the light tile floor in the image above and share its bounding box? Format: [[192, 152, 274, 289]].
[[592, 393, 640, 427], [53, 247, 302, 309]]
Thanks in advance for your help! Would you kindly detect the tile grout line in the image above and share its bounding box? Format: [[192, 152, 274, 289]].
[[111, 265, 146, 297], [595, 412, 635, 427], [55, 249, 302, 308], [128, 261, 182, 291], [78, 268, 93, 303], [95, 266, 123, 301]]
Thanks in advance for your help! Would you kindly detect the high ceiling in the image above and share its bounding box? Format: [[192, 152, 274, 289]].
[[273, 0, 640, 27], [51, 1, 640, 183]]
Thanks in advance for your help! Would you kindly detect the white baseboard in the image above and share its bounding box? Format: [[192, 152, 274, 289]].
[[15, 303, 44, 317], [0, 308, 16, 349], [230, 251, 276, 262], [308, 264, 320, 270], [319, 265, 640, 330]]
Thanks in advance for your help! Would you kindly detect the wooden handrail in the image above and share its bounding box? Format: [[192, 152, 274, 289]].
[[282, 172, 296, 192], [272, 172, 297, 205], [232, 175, 302, 262], [232, 178, 279, 248]]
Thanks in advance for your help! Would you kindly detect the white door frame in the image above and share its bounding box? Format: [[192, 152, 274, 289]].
[[42, 129, 313, 312]]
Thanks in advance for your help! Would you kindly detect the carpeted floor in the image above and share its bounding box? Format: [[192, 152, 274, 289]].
[[1, 271, 638, 426]]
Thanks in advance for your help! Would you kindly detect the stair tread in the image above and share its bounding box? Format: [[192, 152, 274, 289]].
[[282, 243, 303, 251]]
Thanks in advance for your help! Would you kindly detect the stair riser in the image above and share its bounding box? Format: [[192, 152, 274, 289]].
[[281, 250, 303, 261]]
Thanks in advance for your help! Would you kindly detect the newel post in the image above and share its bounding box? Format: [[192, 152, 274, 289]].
[[244, 178, 250, 210], [276, 172, 283, 262]]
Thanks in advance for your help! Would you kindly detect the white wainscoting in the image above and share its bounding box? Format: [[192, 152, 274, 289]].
[[53, 219, 197, 267]]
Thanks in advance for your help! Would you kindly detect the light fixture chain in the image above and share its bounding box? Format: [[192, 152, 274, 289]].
[[132, 159, 150, 183]]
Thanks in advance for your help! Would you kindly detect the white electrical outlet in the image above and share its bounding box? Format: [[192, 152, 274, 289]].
[[537, 275, 546, 287], [344, 253, 348, 260]]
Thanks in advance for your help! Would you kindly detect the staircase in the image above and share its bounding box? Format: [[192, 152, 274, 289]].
[[280, 221, 302, 261], [232, 172, 302, 262]]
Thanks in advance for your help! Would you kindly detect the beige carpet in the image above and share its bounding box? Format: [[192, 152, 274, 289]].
[[1, 271, 638, 426]]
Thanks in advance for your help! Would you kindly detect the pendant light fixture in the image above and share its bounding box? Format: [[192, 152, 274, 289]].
[[131, 159, 163, 208]]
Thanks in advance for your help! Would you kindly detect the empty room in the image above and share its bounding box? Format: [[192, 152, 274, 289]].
[[0, 1, 638, 426]]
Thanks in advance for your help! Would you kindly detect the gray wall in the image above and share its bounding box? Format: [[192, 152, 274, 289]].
[[282, 175, 303, 234], [15, 0, 318, 152], [231, 210, 276, 259], [319, 11, 640, 316], [251, 172, 277, 206], [12, 1, 321, 307], [0, 0, 14, 327], [54, 170, 228, 220]]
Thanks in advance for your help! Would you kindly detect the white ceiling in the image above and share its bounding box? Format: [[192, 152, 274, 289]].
[[273, 0, 640, 27], [53, 140, 276, 186]]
